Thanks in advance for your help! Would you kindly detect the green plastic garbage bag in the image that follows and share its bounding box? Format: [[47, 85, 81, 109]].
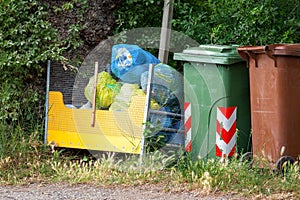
[[84, 71, 121, 109]]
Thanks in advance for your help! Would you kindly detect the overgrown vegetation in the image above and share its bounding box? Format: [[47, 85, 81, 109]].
[[0, 0, 89, 138], [114, 0, 164, 33], [0, 124, 53, 184], [0, 0, 60, 127], [116, 0, 300, 45], [0, 0, 87, 176], [205, 0, 300, 45]]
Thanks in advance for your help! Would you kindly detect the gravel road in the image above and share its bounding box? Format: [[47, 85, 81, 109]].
[[0, 183, 237, 200]]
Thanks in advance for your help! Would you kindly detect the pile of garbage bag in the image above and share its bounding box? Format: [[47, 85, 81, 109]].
[[83, 44, 183, 144]]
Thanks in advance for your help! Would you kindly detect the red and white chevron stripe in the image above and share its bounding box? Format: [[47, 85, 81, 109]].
[[184, 102, 192, 152], [216, 106, 237, 157]]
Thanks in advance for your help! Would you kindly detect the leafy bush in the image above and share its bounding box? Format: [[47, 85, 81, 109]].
[[0, 80, 42, 128], [171, 0, 211, 44], [116, 0, 300, 45], [0, 0, 61, 125], [0, 0, 63, 77], [114, 0, 164, 33], [207, 0, 300, 45], [0, 0, 86, 127]]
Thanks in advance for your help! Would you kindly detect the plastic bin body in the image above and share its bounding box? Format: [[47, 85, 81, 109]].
[[238, 44, 300, 165], [174, 45, 251, 160]]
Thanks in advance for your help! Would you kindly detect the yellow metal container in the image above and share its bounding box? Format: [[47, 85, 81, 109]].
[[47, 91, 145, 154]]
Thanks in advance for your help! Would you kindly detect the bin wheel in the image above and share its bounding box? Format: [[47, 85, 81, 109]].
[[240, 152, 253, 168], [275, 156, 295, 172]]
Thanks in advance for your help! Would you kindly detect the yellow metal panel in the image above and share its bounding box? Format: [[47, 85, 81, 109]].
[[47, 91, 145, 154]]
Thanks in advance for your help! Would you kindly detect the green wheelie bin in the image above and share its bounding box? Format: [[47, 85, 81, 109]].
[[174, 45, 252, 160]]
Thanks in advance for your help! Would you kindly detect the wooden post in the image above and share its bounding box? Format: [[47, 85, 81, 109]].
[[158, 0, 174, 64], [91, 62, 98, 127]]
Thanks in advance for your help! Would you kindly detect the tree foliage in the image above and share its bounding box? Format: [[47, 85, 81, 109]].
[[0, 0, 64, 126], [206, 0, 300, 45], [114, 0, 164, 33], [116, 0, 300, 45]]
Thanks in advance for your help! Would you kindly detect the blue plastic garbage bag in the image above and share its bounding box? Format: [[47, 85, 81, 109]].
[[140, 63, 183, 106], [141, 64, 184, 144], [111, 44, 161, 83]]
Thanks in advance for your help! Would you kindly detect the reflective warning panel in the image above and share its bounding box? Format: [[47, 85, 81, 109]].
[[216, 106, 237, 157]]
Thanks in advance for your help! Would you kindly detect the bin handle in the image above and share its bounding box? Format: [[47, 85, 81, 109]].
[[237, 46, 268, 52], [240, 51, 259, 68], [238, 46, 267, 68], [265, 46, 278, 68], [238, 45, 277, 68]]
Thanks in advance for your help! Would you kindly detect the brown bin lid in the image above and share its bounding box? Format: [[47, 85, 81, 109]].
[[268, 44, 300, 56], [238, 44, 300, 59]]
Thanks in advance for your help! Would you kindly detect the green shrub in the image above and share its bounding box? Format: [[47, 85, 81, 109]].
[[0, 0, 85, 127], [171, 0, 211, 44], [115, 0, 300, 45], [0, 0, 63, 76], [114, 0, 164, 33], [207, 0, 300, 45], [0, 0, 60, 124]]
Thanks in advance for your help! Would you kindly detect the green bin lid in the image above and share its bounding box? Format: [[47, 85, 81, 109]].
[[174, 44, 244, 65]]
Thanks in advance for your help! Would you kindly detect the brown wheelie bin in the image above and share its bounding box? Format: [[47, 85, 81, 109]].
[[238, 44, 300, 171]]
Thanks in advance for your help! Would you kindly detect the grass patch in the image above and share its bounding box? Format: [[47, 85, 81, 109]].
[[0, 123, 54, 184], [0, 125, 299, 199]]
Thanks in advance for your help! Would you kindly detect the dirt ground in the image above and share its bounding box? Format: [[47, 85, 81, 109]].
[[0, 183, 239, 200]]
